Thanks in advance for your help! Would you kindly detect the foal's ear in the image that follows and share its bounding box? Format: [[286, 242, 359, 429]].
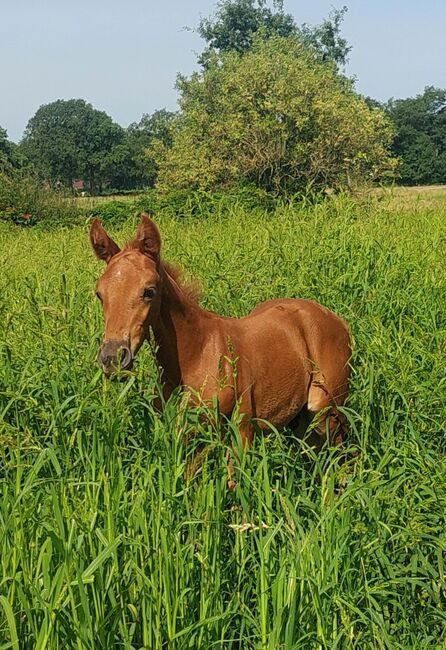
[[90, 219, 120, 263], [135, 213, 161, 262]]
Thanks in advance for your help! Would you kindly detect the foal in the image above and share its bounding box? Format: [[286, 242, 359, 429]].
[[91, 214, 351, 462]]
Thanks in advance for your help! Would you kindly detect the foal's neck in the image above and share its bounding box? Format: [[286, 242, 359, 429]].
[[152, 264, 208, 387]]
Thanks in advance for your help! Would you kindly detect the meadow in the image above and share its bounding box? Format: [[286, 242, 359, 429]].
[[0, 191, 445, 649]]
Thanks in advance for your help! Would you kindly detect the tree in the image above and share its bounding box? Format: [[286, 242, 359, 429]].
[[128, 109, 175, 149], [99, 140, 138, 191], [125, 109, 176, 187], [100, 109, 176, 190], [299, 7, 351, 68], [196, 0, 350, 69], [0, 127, 22, 172], [197, 0, 295, 62], [155, 36, 396, 195], [21, 99, 123, 191], [385, 87, 446, 185]]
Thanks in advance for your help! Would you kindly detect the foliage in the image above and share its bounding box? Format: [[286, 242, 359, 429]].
[[0, 127, 23, 173], [84, 186, 278, 225], [0, 192, 446, 646], [0, 169, 82, 227], [134, 185, 277, 218], [20, 99, 124, 192], [121, 109, 177, 189], [155, 36, 396, 195], [300, 6, 351, 68], [98, 141, 138, 192], [88, 199, 138, 226], [128, 109, 176, 149], [197, 0, 296, 64], [196, 0, 350, 69], [19, 103, 176, 193], [385, 86, 446, 185], [0, 180, 277, 230]]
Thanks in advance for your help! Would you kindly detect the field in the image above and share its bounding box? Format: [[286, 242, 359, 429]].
[[0, 191, 445, 648]]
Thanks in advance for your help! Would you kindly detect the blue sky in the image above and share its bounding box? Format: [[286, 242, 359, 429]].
[[1, 0, 445, 142]]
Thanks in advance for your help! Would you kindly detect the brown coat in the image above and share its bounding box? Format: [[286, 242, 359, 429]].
[[91, 214, 351, 451]]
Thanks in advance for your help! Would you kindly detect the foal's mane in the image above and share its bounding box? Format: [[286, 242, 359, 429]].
[[163, 262, 202, 304]]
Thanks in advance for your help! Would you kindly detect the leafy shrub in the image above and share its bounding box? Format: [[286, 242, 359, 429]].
[[134, 188, 215, 218], [155, 35, 397, 195], [0, 176, 321, 232], [134, 185, 278, 220], [223, 184, 278, 212], [0, 171, 82, 228], [87, 200, 134, 226]]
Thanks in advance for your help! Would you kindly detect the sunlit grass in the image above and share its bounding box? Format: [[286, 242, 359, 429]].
[[0, 192, 445, 648]]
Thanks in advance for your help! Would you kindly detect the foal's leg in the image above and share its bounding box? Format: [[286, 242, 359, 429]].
[[184, 384, 240, 485], [307, 403, 347, 449], [226, 416, 254, 490], [226, 390, 254, 490], [306, 370, 349, 448], [152, 381, 174, 413]]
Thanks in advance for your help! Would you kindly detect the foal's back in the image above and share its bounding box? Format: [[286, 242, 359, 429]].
[[225, 298, 351, 432]]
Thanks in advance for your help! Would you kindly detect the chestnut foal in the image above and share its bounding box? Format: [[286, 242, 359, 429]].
[[90, 214, 351, 479]]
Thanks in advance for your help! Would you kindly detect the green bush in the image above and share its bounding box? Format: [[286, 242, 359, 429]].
[[134, 185, 278, 220], [155, 35, 397, 195], [87, 200, 135, 226], [0, 171, 82, 228]]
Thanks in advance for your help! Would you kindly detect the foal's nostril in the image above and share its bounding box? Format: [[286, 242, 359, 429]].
[[99, 340, 133, 375], [119, 346, 132, 370], [99, 353, 115, 373]]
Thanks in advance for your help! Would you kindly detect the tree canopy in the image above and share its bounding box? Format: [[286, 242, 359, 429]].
[[196, 0, 350, 69], [154, 35, 396, 195], [21, 99, 124, 191], [19, 101, 176, 192], [385, 87, 446, 185], [98, 110, 175, 191], [299, 6, 351, 68], [123, 109, 176, 188], [0, 127, 22, 172]]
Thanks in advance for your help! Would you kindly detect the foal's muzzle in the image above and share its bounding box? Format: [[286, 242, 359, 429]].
[[98, 340, 133, 377]]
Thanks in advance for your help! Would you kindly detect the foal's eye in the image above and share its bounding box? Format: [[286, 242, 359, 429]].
[[143, 287, 156, 301], [96, 291, 103, 302]]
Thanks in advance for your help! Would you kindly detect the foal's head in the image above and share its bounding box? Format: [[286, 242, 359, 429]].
[[90, 214, 162, 377]]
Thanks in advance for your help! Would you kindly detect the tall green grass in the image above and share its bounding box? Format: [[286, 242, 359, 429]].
[[0, 193, 445, 648]]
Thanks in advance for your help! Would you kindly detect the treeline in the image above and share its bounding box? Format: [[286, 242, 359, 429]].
[[382, 88, 446, 185], [14, 104, 174, 194], [1, 0, 445, 196]]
